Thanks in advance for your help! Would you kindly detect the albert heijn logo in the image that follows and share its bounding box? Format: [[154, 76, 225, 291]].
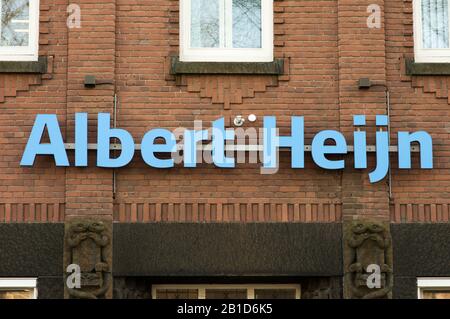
[[20, 113, 433, 183]]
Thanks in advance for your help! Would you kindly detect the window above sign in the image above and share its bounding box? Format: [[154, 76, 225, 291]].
[[180, 0, 273, 62], [0, 0, 39, 61], [414, 0, 450, 62]]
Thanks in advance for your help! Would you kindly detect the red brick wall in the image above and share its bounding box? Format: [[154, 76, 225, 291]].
[[0, 0, 448, 223], [65, 0, 116, 221], [114, 0, 342, 222], [0, 1, 67, 222], [387, 0, 450, 222], [338, 0, 390, 221]]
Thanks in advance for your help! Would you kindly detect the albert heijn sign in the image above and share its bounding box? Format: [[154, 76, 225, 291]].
[[20, 113, 433, 183]]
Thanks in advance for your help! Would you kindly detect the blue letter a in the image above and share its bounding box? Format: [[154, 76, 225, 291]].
[[20, 114, 69, 166]]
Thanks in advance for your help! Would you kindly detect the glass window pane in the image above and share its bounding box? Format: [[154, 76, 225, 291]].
[[0, 0, 30, 47], [422, 290, 450, 299], [254, 289, 297, 299], [422, 0, 449, 48], [155, 289, 199, 299], [191, 0, 220, 48], [0, 289, 34, 299], [205, 289, 247, 299], [232, 0, 261, 48]]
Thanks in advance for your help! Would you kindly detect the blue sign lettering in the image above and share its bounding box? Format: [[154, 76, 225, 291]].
[[20, 113, 434, 184]]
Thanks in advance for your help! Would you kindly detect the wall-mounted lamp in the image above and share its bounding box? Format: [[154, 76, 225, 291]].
[[358, 78, 372, 89], [84, 75, 114, 88]]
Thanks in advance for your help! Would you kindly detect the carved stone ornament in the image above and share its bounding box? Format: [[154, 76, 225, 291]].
[[64, 220, 112, 299], [343, 220, 393, 299], [113, 277, 152, 299]]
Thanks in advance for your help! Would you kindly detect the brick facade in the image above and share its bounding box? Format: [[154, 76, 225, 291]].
[[0, 0, 448, 224], [0, 0, 449, 299]]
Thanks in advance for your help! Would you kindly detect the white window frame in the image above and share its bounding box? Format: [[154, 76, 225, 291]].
[[180, 0, 273, 62], [417, 277, 450, 299], [0, 0, 39, 61], [413, 0, 450, 63], [152, 284, 301, 299], [0, 278, 38, 299]]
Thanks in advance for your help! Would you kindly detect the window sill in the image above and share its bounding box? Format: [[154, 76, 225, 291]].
[[406, 57, 450, 75], [0, 56, 47, 74], [170, 56, 284, 75]]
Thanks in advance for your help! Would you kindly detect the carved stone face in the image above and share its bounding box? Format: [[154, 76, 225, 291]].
[[88, 221, 105, 233], [351, 221, 384, 235], [72, 221, 89, 233], [351, 221, 387, 268]]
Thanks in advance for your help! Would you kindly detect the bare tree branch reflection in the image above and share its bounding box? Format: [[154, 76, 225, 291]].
[[233, 0, 261, 48], [1, 0, 29, 46], [190, 0, 262, 49]]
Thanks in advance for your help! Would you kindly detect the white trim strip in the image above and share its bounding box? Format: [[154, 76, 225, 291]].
[[418, 277, 450, 287], [0, 278, 37, 288]]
